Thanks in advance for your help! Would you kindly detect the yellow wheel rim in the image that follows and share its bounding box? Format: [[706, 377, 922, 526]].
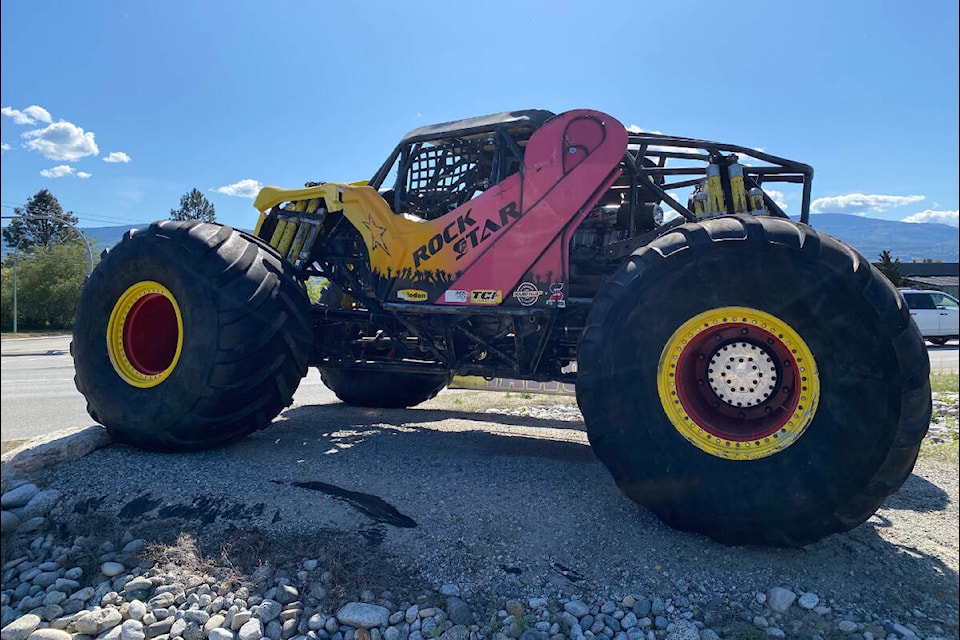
[[106, 281, 183, 388], [656, 306, 820, 461]]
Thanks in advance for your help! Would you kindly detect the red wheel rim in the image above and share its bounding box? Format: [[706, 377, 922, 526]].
[[123, 293, 180, 375]]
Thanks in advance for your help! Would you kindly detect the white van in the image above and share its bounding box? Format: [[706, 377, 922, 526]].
[[899, 288, 960, 345]]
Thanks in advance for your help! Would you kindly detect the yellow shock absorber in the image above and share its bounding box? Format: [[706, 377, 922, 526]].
[[749, 187, 767, 213], [253, 211, 267, 236], [269, 218, 289, 250], [277, 217, 299, 255], [287, 220, 311, 263], [298, 216, 323, 266], [706, 163, 726, 213], [729, 163, 748, 213], [692, 189, 710, 218], [306, 198, 321, 214]]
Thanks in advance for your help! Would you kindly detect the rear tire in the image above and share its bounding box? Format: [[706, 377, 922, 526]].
[[316, 282, 452, 407], [319, 367, 453, 408], [72, 221, 311, 451], [577, 215, 931, 546]]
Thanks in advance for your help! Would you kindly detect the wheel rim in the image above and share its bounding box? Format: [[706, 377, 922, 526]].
[[657, 306, 819, 460], [107, 281, 183, 388]]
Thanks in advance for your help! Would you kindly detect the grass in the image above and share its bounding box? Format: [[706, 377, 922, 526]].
[[0, 439, 28, 455], [930, 373, 959, 394]]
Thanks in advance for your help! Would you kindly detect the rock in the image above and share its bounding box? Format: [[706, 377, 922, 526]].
[[101, 562, 126, 578], [446, 598, 473, 626], [74, 608, 122, 635], [2, 613, 41, 640], [204, 615, 226, 635], [439, 626, 470, 640], [238, 618, 263, 640], [518, 630, 547, 640], [439, 585, 461, 597], [127, 600, 148, 621], [564, 601, 590, 618], [665, 621, 698, 640], [275, 586, 299, 606], [651, 599, 665, 616], [765, 588, 796, 614], [633, 599, 651, 618], [1, 484, 39, 509], [258, 600, 283, 623], [336, 604, 390, 629], [209, 629, 235, 640], [18, 517, 45, 533], [121, 620, 146, 640], [123, 578, 153, 593], [21, 490, 60, 519], [0, 427, 111, 476], [25, 631, 71, 640], [797, 593, 819, 610], [0, 511, 20, 535], [891, 623, 917, 638], [838, 621, 858, 633]]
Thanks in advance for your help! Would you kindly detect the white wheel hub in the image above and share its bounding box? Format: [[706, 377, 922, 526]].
[[707, 342, 778, 408]]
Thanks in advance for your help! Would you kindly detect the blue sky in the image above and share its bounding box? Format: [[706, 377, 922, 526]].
[[2, 1, 958, 232]]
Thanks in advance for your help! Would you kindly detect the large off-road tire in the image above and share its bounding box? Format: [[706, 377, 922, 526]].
[[316, 284, 453, 407], [72, 220, 312, 451], [318, 367, 453, 408], [577, 215, 931, 547]]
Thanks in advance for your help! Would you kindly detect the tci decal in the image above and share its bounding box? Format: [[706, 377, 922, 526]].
[[413, 201, 521, 268], [470, 290, 502, 305], [397, 289, 428, 302], [513, 282, 545, 306]]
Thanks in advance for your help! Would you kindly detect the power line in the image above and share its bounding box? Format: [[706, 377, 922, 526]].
[[0, 201, 152, 226]]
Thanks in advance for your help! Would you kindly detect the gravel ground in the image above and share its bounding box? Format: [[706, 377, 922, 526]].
[[1, 390, 957, 640]]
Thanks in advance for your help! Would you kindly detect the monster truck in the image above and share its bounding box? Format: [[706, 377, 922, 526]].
[[72, 109, 931, 546]]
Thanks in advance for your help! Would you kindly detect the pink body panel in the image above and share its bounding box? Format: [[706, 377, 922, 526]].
[[436, 109, 627, 304]]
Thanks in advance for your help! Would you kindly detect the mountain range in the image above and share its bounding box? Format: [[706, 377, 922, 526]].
[[2, 213, 958, 264]]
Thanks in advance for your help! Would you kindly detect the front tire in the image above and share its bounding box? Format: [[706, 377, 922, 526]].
[[577, 215, 931, 546], [72, 221, 311, 451]]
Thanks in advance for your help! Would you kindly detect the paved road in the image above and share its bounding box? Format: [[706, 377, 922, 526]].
[[0, 335, 337, 443], [1, 334, 957, 443]]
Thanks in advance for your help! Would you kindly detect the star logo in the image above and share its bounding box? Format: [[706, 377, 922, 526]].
[[362, 214, 391, 256]]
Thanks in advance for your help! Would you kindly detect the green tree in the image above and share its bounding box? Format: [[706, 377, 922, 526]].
[[1, 241, 93, 331], [170, 188, 216, 222], [2, 189, 81, 252], [876, 250, 904, 287]]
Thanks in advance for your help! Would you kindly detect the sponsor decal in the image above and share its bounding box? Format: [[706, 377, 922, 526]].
[[412, 201, 521, 268], [513, 282, 545, 307], [444, 289, 470, 303], [546, 282, 566, 308], [397, 289, 428, 302], [469, 290, 502, 305]]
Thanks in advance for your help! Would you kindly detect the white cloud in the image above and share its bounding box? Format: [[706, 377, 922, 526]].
[[213, 179, 262, 198], [811, 193, 925, 214], [901, 209, 959, 227], [77, 172, 92, 179], [40, 165, 76, 178], [763, 189, 788, 210], [1, 142, 10, 152], [22, 121, 99, 161], [627, 125, 664, 135], [103, 151, 131, 163], [2, 105, 52, 125]]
